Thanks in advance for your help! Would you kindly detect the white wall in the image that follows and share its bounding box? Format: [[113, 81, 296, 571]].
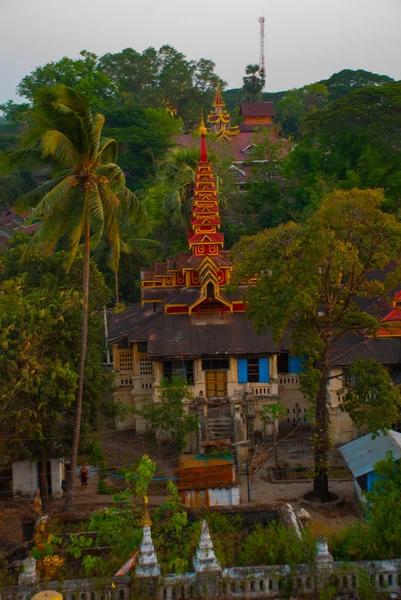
[[12, 459, 65, 498], [12, 461, 38, 498], [50, 459, 64, 498], [183, 486, 240, 507]]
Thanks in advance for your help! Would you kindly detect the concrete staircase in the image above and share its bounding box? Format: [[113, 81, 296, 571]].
[[207, 415, 233, 442], [207, 404, 234, 442]]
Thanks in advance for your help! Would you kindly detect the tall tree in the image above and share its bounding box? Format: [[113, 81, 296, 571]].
[[230, 189, 401, 501], [3, 85, 145, 509], [16, 51, 117, 106], [242, 64, 265, 102]]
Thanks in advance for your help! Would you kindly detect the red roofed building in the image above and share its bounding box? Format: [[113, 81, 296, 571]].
[[107, 129, 401, 452], [238, 101, 275, 132], [0, 206, 39, 249], [176, 89, 291, 186]]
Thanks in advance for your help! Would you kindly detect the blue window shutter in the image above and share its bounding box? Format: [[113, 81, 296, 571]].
[[238, 359, 248, 383], [259, 358, 269, 383], [289, 355, 302, 374]]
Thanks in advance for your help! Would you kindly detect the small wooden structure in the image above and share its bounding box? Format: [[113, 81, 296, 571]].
[[174, 454, 240, 507]]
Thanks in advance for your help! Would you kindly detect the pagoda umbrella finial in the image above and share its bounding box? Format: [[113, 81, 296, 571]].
[[199, 110, 208, 162]]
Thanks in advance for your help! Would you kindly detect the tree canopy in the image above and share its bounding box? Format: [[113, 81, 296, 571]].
[[339, 358, 401, 436], [230, 188, 401, 501], [289, 82, 401, 208]]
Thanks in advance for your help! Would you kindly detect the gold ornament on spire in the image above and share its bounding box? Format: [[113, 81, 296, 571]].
[[198, 109, 208, 136], [141, 495, 152, 527]]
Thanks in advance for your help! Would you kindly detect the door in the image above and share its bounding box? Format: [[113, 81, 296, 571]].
[[205, 371, 227, 398]]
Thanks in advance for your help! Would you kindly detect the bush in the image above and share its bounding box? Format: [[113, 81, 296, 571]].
[[239, 522, 316, 566]]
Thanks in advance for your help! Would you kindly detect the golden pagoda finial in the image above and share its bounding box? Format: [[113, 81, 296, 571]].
[[214, 85, 224, 107], [199, 109, 208, 136], [141, 495, 152, 527]]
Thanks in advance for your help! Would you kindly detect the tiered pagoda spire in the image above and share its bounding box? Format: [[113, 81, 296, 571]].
[[140, 127, 245, 316], [208, 87, 239, 142], [188, 118, 224, 258]]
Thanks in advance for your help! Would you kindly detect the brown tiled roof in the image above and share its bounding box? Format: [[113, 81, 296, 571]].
[[108, 303, 288, 357], [239, 102, 276, 117], [330, 334, 401, 366]]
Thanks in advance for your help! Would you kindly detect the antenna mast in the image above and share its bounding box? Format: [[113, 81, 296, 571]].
[[258, 16, 265, 85]]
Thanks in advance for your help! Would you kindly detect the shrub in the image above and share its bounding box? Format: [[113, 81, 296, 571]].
[[239, 522, 316, 566]]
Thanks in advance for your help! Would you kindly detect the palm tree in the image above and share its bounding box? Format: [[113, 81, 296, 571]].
[[242, 64, 265, 102], [93, 218, 162, 305], [4, 85, 146, 509], [156, 145, 235, 230]]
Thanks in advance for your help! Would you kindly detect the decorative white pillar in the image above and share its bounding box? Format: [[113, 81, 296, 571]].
[[315, 536, 334, 573], [193, 520, 221, 573], [135, 497, 161, 578]]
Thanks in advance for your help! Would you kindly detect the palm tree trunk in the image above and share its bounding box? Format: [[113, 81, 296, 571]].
[[65, 218, 90, 510], [114, 269, 120, 305]]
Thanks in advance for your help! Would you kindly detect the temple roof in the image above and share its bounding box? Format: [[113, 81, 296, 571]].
[[109, 302, 288, 358], [239, 102, 276, 117]]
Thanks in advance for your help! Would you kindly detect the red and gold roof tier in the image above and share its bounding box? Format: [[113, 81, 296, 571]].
[[140, 127, 243, 315], [375, 291, 401, 337]]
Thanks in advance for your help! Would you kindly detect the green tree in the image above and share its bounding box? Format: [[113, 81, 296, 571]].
[[3, 85, 144, 509], [146, 143, 235, 231], [320, 68, 394, 102], [16, 51, 117, 106], [0, 278, 79, 502], [275, 82, 329, 138], [332, 453, 401, 561], [230, 189, 401, 501], [242, 64, 265, 102], [339, 358, 401, 435], [295, 82, 401, 208], [137, 375, 198, 455], [102, 103, 182, 190], [0, 241, 120, 501]]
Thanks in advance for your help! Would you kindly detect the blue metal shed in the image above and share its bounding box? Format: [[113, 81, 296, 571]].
[[339, 430, 401, 502]]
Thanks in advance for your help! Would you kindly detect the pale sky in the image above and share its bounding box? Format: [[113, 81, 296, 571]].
[[1, 0, 400, 105]]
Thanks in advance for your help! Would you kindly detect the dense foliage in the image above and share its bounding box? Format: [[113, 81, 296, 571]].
[[331, 454, 401, 561], [339, 358, 401, 435], [230, 189, 401, 501], [0, 241, 120, 499], [137, 376, 198, 454]]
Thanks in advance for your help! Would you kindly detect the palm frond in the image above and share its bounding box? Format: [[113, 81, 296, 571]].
[[41, 130, 81, 168], [87, 183, 105, 224], [0, 175, 23, 206], [97, 138, 119, 164], [96, 163, 125, 193], [89, 114, 105, 160], [2, 148, 43, 174], [16, 176, 66, 211], [29, 176, 74, 221], [63, 194, 87, 270], [118, 187, 148, 228]]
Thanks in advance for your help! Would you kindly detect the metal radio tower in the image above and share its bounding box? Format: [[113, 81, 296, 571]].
[[259, 16, 265, 73]]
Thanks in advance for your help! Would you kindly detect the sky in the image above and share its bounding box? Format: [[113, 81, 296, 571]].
[[1, 0, 401, 105]]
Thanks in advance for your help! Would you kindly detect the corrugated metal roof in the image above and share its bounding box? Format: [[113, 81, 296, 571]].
[[339, 430, 401, 477]]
